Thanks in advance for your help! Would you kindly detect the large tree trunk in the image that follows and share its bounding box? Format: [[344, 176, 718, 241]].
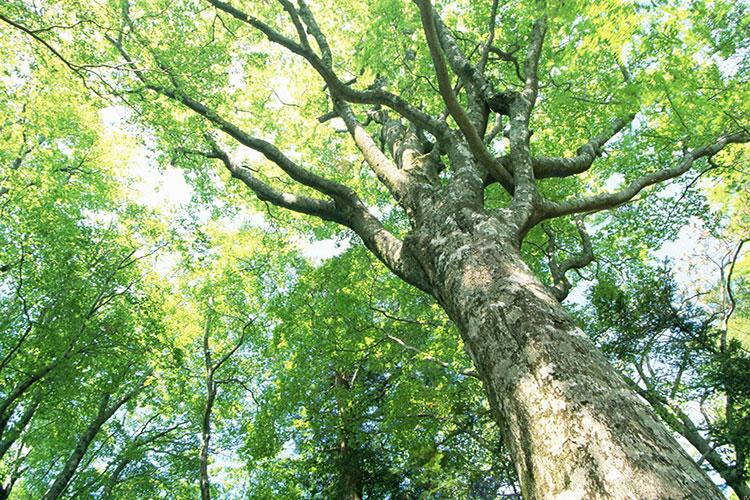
[[408, 211, 723, 499]]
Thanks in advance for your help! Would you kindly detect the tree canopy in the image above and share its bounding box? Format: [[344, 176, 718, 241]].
[[0, 0, 748, 498]]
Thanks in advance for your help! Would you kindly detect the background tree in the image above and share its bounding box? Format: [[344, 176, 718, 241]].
[[576, 247, 750, 498], [245, 247, 518, 498]]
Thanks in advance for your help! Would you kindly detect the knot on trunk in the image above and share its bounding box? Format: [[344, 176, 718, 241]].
[[487, 91, 520, 116]]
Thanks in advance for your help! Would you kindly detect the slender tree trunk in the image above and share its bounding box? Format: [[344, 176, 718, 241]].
[[42, 400, 110, 500], [407, 211, 723, 499], [0, 361, 56, 434], [0, 394, 39, 460], [333, 372, 363, 500], [101, 457, 130, 499], [200, 309, 216, 500], [42, 377, 146, 500], [199, 379, 215, 500]]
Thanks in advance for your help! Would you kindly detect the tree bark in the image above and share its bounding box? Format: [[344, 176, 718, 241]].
[[407, 211, 724, 499], [199, 377, 215, 500]]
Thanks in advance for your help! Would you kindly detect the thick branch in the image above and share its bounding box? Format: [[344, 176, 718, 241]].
[[276, 0, 311, 52], [539, 132, 750, 220], [110, 30, 360, 217], [430, 11, 493, 130], [521, 16, 547, 112], [503, 15, 547, 231], [417, 0, 513, 191], [296, 0, 332, 66], [152, 85, 355, 201], [193, 142, 431, 294], [346, 208, 432, 294], [333, 101, 410, 200], [187, 142, 347, 224], [543, 217, 594, 301], [534, 115, 635, 179]]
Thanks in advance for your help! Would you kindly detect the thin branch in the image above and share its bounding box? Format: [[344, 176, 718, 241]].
[[725, 239, 749, 327], [543, 216, 594, 301], [487, 45, 524, 83], [477, 0, 500, 72], [385, 333, 479, 379]]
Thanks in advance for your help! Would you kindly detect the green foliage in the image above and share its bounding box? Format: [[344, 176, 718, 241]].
[[1, 0, 748, 497]]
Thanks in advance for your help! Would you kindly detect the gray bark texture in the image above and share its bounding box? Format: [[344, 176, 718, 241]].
[[407, 210, 723, 498]]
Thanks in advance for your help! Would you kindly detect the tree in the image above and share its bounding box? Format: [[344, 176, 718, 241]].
[[578, 254, 750, 498], [41, 370, 151, 500], [1, 0, 749, 496], [0, 28, 178, 497], [246, 246, 518, 497]]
